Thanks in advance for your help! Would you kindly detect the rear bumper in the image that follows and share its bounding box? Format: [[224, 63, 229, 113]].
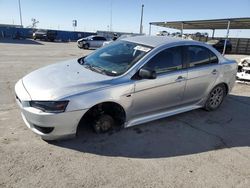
[[15, 79, 88, 140]]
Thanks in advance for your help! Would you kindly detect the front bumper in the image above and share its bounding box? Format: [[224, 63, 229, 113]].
[[77, 41, 84, 48], [15, 80, 87, 140]]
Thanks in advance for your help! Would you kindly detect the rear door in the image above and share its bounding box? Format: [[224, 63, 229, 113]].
[[132, 46, 187, 118], [182, 45, 220, 105]]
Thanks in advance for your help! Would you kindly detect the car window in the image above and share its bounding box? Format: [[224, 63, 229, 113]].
[[143, 46, 183, 74], [94, 37, 106, 41], [187, 46, 218, 67], [98, 37, 106, 41]]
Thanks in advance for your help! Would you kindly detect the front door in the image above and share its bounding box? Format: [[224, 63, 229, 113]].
[[132, 46, 187, 118]]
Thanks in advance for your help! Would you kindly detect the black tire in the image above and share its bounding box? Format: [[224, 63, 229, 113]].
[[93, 114, 115, 133], [84, 43, 89, 49], [33, 38, 36, 40], [204, 84, 226, 111]]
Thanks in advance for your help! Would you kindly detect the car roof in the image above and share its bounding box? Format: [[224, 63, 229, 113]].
[[122, 35, 201, 48]]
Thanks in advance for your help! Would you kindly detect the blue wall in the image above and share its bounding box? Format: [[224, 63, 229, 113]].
[[0, 26, 96, 41]]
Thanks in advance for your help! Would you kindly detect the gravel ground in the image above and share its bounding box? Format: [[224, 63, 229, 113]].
[[0, 39, 250, 188]]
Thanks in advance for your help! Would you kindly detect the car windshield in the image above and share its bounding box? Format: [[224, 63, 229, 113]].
[[81, 40, 152, 76]]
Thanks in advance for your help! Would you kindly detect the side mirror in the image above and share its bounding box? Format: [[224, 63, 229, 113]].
[[139, 68, 157, 79]]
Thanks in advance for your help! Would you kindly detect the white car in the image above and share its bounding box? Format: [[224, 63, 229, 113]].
[[77, 35, 107, 49], [237, 67, 250, 81], [237, 56, 250, 81], [15, 36, 237, 140], [239, 56, 250, 67]]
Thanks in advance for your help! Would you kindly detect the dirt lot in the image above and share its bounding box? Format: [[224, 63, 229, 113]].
[[0, 39, 250, 188]]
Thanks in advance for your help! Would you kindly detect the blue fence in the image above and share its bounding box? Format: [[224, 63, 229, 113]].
[[0, 26, 96, 41]]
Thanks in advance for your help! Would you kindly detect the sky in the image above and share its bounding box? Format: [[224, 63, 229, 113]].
[[0, 0, 250, 37]]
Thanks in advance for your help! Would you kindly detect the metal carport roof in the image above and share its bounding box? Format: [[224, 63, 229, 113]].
[[149, 17, 250, 54], [149, 17, 250, 30]]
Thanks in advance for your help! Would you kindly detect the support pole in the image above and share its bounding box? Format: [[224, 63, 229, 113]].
[[18, 0, 23, 27], [110, 0, 113, 32], [139, 4, 144, 34], [149, 23, 152, 36], [212, 29, 215, 39], [181, 22, 184, 38], [222, 20, 231, 55]]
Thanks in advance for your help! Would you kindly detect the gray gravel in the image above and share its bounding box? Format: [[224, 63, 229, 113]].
[[0, 39, 250, 188]]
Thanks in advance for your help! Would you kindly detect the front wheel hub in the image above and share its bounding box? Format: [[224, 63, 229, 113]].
[[94, 114, 115, 133]]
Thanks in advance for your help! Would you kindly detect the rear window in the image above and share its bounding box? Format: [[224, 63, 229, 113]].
[[94, 37, 106, 41], [187, 45, 218, 67]]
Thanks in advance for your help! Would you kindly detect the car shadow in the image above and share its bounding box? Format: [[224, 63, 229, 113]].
[[0, 38, 44, 45], [51, 94, 250, 158]]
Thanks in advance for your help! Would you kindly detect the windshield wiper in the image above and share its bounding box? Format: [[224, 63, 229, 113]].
[[90, 65, 105, 73], [91, 65, 118, 76], [83, 63, 102, 73], [83, 63, 117, 76]]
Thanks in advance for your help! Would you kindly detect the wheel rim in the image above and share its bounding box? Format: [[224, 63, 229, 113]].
[[209, 87, 224, 108]]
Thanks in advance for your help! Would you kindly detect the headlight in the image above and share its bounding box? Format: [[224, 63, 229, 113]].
[[29, 101, 69, 113]]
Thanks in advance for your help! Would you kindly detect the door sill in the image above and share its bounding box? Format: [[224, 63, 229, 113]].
[[125, 105, 202, 128]]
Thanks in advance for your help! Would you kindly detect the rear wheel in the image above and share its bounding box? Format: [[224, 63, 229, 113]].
[[204, 84, 226, 111]]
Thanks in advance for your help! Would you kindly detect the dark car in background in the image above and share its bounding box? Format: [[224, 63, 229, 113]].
[[33, 29, 57, 42], [77, 35, 107, 49], [206, 39, 232, 53]]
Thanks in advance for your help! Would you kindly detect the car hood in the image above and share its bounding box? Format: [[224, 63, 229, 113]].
[[22, 59, 114, 100]]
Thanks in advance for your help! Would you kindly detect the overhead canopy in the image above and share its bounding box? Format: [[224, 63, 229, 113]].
[[150, 17, 250, 30]]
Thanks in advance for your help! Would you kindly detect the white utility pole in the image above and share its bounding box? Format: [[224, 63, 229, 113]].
[[18, 0, 23, 27], [110, 0, 113, 32], [139, 4, 144, 34], [222, 20, 231, 55]]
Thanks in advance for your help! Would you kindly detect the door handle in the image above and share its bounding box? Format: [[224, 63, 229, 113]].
[[211, 69, 218, 75], [175, 76, 185, 82]]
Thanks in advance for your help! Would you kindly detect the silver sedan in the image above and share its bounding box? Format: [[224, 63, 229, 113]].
[[15, 36, 237, 140]]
